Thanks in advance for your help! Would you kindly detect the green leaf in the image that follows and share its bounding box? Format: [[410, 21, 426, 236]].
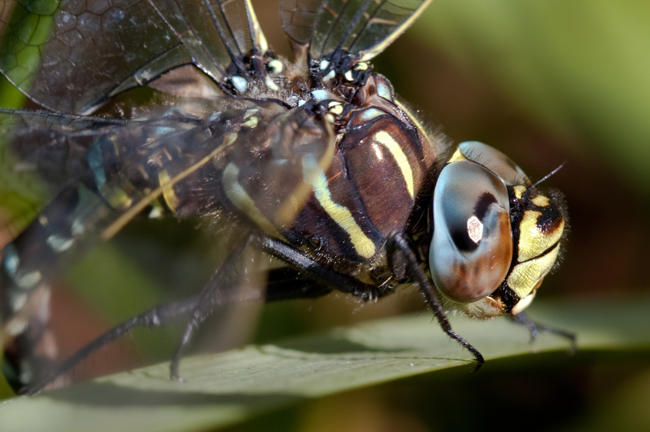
[[1, 297, 649, 432]]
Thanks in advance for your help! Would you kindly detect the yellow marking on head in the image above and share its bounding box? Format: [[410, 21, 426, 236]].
[[223, 163, 281, 238], [513, 185, 526, 200], [303, 155, 376, 259], [507, 244, 560, 298], [374, 131, 414, 199], [531, 195, 550, 207], [511, 291, 536, 315], [158, 169, 179, 212], [447, 148, 467, 164], [518, 210, 565, 262]]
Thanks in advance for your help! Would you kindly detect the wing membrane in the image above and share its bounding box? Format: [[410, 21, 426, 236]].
[[281, 0, 432, 61], [0, 99, 336, 391], [0, 0, 269, 114]]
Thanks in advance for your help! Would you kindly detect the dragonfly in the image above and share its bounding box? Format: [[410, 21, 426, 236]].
[[0, 0, 573, 395]]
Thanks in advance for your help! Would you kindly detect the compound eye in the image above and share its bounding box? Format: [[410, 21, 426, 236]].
[[429, 161, 513, 303]]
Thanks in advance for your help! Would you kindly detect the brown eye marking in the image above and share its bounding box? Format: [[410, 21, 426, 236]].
[[473, 192, 498, 220]]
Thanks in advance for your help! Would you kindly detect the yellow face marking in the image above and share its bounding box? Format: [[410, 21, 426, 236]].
[[507, 244, 560, 298], [518, 210, 565, 262], [158, 169, 180, 212], [374, 130, 414, 199], [223, 163, 281, 238], [531, 194, 550, 207], [511, 291, 536, 315], [447, 148, 467, 164], [303, 154, 376, 259], [513, 185, 526, 200]]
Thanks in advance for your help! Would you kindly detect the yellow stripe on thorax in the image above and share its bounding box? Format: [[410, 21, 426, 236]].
[[303, 154, 376, 259], [373, 130, 414, 199]]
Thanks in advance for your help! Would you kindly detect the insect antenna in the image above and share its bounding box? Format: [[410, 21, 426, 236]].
[[532, 161, 567, 188]]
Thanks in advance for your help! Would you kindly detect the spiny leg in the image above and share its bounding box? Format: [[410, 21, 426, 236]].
[[24, 294, 202, 395], [259, 232, 484, 369], [169, 231, 254, 380], [387, 232, 485, 371], [511, 312, 577, 353]]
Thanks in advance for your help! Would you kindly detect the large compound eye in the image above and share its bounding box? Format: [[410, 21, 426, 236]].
[[429, 161, 513, 303]]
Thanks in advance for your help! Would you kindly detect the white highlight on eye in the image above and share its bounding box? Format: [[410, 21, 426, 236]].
[[467, 216, 483, 244], [373, 131, 414, 199], [302, 154, 376, 259]]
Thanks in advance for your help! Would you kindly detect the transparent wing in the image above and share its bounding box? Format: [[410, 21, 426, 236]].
[[280, 0, 432, 61], [0, 99, 336, 392], [0, 0, 268, 114]]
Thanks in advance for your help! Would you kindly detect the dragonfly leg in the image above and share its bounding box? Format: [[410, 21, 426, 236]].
[[169, 231, 254, 381], [257, 235, 382, 300], [24, 294, 202, 395], [511, 312, 577, 353], [386, 232, 485, 371], [264, 267, 333, 302]]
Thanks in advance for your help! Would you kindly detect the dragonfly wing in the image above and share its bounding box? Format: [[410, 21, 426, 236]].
[[280, 0, 432, 61], [0, 99, 335, 392], [0, 0, 269, 113]]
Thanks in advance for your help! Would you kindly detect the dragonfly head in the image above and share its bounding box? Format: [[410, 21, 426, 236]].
[[429, 142, 567, 318]]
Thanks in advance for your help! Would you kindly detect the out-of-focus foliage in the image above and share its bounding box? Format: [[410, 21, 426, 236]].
[[412, 0, 650, 193]]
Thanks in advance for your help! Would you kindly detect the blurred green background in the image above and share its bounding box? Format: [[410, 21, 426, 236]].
[[1, 0, 650, 431]]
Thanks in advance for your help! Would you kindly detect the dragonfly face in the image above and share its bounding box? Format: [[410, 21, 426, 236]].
[[0, 0, 568, 393]]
